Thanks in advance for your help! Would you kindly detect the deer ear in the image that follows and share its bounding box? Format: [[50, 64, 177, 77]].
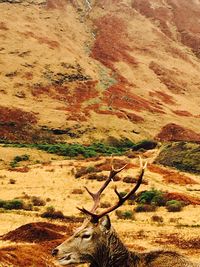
[[100, 215, 111, 231]]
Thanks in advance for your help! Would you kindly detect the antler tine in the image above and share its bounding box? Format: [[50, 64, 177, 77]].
[[82, 158, 127, 213], [80, 157, 147, 222], [139, 155, 147, 169], [114, 156, 147, 201], [110, 155, 127, 177]]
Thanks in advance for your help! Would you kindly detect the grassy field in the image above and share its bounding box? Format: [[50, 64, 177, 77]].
[[0, 146, 199, 266]]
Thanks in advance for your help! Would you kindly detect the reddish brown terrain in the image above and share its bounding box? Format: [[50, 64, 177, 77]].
[[0, 0, 200, 143]]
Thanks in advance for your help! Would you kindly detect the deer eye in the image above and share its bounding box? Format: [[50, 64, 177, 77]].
[[82, 234, 91, 239]]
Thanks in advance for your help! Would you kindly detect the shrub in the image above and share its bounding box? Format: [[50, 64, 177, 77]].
[[71, 189, 83, 194], [127, 199, 136, 205], [123, 176, 148, 185], [89, 142, 122, 155], [115, 210, 135, 220], [49, 143, 97, 158], [14, 154, 30, 162], [118, 191, 136, 201], [4, 140, 157, 159], [31, 196, 46, 206], [41, 206, 65, 219], [9, 161, 18, 168], [46, 206, 55, 213], [0, 199, 5, 208], [87, 173, 107, 181], [137, 190, 156, 204], [75, 167, 87, 178], [2, 199, 24, 210], [137, 189, 166, 206], [166, 200, 183, 212], [86, 166, 96, 173], [132, 140, 157, 151], [152, 194, 167, 206], [96, 175, 107, 181], [100, 201, 111, 208], [9, 154, 30, 168], [111, 174, 121, 181], [106, 137, 135, 149], [75, 166, 98, 178], [9, 178, 16, 184], [22, 202, 33, 211], [123, 176, 137, 184], [134, 204, 157, 212], [151, 215, 164, 223]]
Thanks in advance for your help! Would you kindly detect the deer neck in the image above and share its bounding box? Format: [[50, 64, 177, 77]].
[[90, 229, 132, 267]]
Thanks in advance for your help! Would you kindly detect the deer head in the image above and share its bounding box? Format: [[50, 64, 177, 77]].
[[52, 157, 147, 266]]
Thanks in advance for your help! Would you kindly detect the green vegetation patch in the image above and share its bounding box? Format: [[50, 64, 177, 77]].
[[2, 139, 157, 159], [134, 204, 157, 212], [10, 154, 30, 168], [131, 140, 157, 151], [0, 199, 24, 210], [115, 210, 135, 220], [156, 142, 200, 174], [166, 200, 184, 212], [41, 206, 65, 219], [135, 189, 186, 213], [137, 188, 167, 206]]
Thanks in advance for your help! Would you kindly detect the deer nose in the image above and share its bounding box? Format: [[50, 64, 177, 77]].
[[52, 248, 59, 257]]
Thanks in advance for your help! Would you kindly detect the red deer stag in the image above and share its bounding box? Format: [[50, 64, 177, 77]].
[[52, 157, 199, 267]]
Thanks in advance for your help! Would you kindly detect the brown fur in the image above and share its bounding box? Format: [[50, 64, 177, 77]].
[[52, 216, 199, 267]]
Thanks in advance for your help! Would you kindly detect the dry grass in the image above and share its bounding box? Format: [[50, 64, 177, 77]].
[[1, 1, 200, 265], [0, 147, 199, 266], [0, 0, 200, 145]]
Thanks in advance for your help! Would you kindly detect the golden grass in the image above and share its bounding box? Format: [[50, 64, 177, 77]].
[[0, 147, 200, 264]]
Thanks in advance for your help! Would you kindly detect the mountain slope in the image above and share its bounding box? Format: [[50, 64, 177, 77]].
[[0, 0, 200, 143]]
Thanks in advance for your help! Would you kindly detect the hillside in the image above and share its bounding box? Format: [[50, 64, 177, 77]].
[[0, 0, 200, 144], [0, 3, 200, 266]]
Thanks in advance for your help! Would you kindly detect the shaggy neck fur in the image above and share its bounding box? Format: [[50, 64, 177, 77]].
[[87, 229, 139, 267]]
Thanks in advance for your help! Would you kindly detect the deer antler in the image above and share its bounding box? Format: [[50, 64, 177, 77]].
[[81, 157, 127, 213], [78, 156, 147, 223]]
